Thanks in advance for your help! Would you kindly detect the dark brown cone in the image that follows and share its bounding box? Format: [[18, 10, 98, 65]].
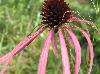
[[41, 0, 72, 27]]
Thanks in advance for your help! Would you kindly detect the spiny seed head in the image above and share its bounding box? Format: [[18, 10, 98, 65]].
[[41, 0, 72, 28]]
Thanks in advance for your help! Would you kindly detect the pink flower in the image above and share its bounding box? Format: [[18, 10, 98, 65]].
[[0, 0, 99, 74]]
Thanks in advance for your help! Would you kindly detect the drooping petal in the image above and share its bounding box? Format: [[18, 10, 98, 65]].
[[69, 17, 100, 34], [65, 28, 81, 74], [0, 53, 12, 74], [0, 26, 45, 74], [71, 24, 94, 74], [38, 28, 53, 74], [0, 27, 45, 64], [0, 62, 8, 74], [51, 29, 58, 57], [70, 17, 94, 25], [58, 27, 71, 74], [11, 26, 45, 55], [0, 53, 12, 64]]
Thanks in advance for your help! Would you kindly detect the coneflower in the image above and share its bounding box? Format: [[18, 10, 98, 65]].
[[0, 0, 99, 74]]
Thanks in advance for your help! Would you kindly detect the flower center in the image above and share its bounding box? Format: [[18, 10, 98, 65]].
[[41, 0, 72, 28]]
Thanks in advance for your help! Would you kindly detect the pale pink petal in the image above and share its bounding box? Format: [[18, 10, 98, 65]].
[[38, 28, 53, 74], [71, 24, 94, 74], [0, 53, 12, 74], [69, 17, 100, 34], [65, 28, 81, 74], [0, 27, 45, 74], [0, 62, 9, 74], [10, 26, 45, 55], [51, 29, 58, 57], [58, 28, 71, 74], [69, 17, 94, 25], [0, 53, 12, 64], [0, 27, 45, 64]]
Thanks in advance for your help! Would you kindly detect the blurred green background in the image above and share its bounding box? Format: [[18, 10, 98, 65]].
[[0, 0, 100, 74]]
